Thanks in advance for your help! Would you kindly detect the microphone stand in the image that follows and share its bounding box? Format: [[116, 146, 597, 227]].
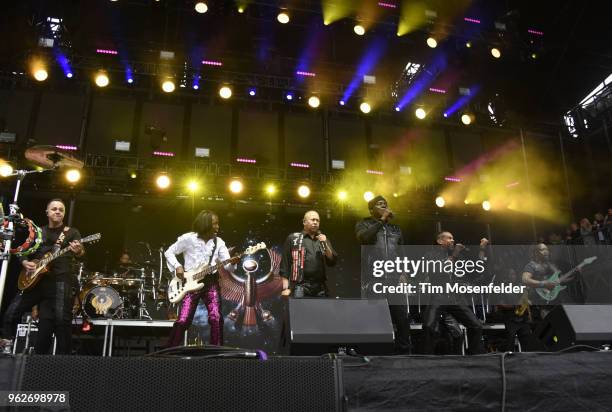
[[0, 168, 53, 310]]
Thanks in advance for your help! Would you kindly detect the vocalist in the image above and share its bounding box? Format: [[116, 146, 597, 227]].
[[280, 210, 337, 297]]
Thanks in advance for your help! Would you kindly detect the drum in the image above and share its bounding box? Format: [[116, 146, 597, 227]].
[[1, 217, 42, 256], [81, 285, 124, 318]]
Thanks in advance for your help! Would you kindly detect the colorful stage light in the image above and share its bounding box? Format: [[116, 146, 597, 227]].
[[426, 37, 438, 48], [265, 184, 276, 195], [482, 200, 491, 211], [461, 113, 473, 125], [308, 96, 320, 108], [0, 163, 14, 177], [415, 108, 427, 119], [354, 24, 365, 36], [363, 191, 374, 202], [337, 190, 348, 201], [162, 79, 175, 93], [187, 180, 199, 193], [360, 102, 371, 114], [435, 196, 446, 208], [95, 71, 110, 87], [491, 47, 501, 59], [194, 1, 208, 13], [219, 85, 232, 99], [277, 11, 290, 24]]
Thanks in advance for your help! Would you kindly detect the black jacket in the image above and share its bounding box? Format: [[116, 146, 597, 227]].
[[355, 217, 403, 258]]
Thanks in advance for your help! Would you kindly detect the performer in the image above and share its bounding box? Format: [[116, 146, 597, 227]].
[[422, 231, 485, 355], [164, 210, 234, 347], [355, 195, 412, 353], [6, 199, 84, 354], [280, 210, 337, 297]]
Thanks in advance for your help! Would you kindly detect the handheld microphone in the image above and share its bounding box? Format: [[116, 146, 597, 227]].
[[316, 230, 327, 253]]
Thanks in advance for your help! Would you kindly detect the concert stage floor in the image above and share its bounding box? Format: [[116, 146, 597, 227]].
[[1, 351, 611, 411]]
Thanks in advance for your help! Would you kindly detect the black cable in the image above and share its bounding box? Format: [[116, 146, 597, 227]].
[[500, 352, 509, 412]]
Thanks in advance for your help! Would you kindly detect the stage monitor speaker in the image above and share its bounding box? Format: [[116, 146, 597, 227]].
[[286, 298, 394, 355], [7, 355, 345, 411], [536, 305, 612, 350]]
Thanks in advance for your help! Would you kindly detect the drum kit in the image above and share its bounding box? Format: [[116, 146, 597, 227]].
[[1, 146, 176, 320]]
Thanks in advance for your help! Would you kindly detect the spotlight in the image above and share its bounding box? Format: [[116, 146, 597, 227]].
[[363, 191, 374, 202], [482, 200, 491, 211], [308, 96, 320, 108], [435, 196, 445, 208], [194, 1, 208, 13], [297, 185, 310, 198], [426, 37, 438, 48], [127, 78, 134, 84], [339, 100, 345, 106], [229, 179, 243, 193], [490, 47, 501, 58], [395, 107, 400, 112], [360, 102, 371, 114], [248, 88, 256, 96], [277, 11, 290, 24], [187, 180, 199, 193], [337, 190, 348, 201], [219, 85, 232, 99], [285, 93, 293, 101], [265, 184, 276, 195], [162, 79, 175, 93], [130, 171, 137, 179], [65, 169, 81, 183], [0, 163, 14, 177], [465, 41, 472, 48], [66, 72, 73, 79], [464, 199, 470, 205], [461, 113, 473, 125], [33, 68, 48, 81], [156, 174, 171, 189], [530, 52, 538, 59], [95, 71, 110, 87], [238, 6, 245, 13], [415, 108, 427, 119], [353, 24, 365, 36]]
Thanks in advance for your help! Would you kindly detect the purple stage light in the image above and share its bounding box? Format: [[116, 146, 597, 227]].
[[444, 176, 462, 182], [377, 1, 397, 8], [55, 145, 78, 151], [290, 162, 310, 169], [296, 70, 316, 77], [236, 157, 257, 164], [464, 17, 481, 24], [366, 169, 384, 175], [96, 49, 118, 55], [429, 87, 447, 94], [527, 29, 544, 36], [202, 60, 223, 66], [153, 151, 175, 157]]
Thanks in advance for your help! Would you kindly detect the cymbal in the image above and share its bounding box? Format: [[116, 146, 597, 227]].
[[25, 145, 84, 169]]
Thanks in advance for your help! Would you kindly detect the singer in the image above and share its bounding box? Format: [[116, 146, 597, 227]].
[[279, 210, 337, 297], [355, 195, 412, 354]]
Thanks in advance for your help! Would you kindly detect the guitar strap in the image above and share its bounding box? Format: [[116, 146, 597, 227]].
[[208, 237, 218, 266], [52, 226, 71, 253]]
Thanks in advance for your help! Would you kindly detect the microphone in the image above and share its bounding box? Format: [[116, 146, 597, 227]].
[[315, 230, 327, 253]]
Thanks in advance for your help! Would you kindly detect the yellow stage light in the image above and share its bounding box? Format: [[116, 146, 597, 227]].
[[219, 85, 232, 99], [95, 71, 110, 87], [363, 191, 374, 202], [0, 163, 14, 177], [65, 169, 81, 183], [277, 11, 290, 24], [156, 174, 171, 189], [162, 79, 176, 93], [360, 102, 371, 114], [415, 108, 427, 119], [426, 37, 438, 48], [435, 196, 446, 208], [308, 96, 320, 108], [482, 200, 491, 211], [297, 185, 310, 198], [353, 24, 365, 36], [229, 179, 243, 193]]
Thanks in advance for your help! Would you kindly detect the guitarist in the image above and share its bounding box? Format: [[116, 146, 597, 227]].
[[164, 210, 235, 348], [8, 199, 85, 354], [521, 243, 575, 319]]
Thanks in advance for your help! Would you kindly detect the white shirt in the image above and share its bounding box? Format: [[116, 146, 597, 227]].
[[164, 232, 233, 273]]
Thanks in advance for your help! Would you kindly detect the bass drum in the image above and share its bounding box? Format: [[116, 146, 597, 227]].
[[1, 217, 42, 256], [80, 285, 124, 319]]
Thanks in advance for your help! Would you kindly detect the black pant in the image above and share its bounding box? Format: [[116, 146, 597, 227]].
[[291, 280, 328, 298], [2, 275, 75, 354], [389, 305, 412, 353], [423, 304, 484, 355]]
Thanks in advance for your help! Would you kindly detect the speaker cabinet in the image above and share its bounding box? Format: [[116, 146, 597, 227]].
[[536, 305, 612, 350]]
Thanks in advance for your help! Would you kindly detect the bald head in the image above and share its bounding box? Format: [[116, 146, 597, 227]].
[[303, 210, 320, 235]]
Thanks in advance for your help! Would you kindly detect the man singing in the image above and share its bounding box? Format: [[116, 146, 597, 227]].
[[164, 210, 234, 347], [355, 195, 411, 353], [280, 210, 337, 297], [5, 198, 84, 354]]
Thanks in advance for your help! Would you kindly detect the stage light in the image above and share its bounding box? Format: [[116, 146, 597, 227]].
[[339, 100, 345, 106], [464, 199, 470, 205], [297, 185, 310, 198], [360, 102, 371, 114], [130, 171, 137, 179], [162, 79, 175, 93], [308, 96, 320, 108], [363, 191, 374, 202], [95, 71, 110, 87], [33, 67, 48, 81], [194, 1, 208, 13], [277, 11, 290, 24], [0, 163, 13, 177], [219, 85, 232, 99], [415, 108, 427, 119], [461, 113, 473, 125], [482, 200, 491, 211], [530, 52, 538, 60], [426, 37, 438, 48], [187, 180, 199, 193], [81, 319, 92, 333], [238, 6, 245, 13], [265, 184, 276, 195], [66, 72, 73, 78], [156, 174, 171, 189], [127, 77, 134, 84], [337, 190, 348, 201], [395, 107, 400, 112], [248, 88, 256, 96], [354, 24, 365, 36], [65, 169, 81, 183], [435, 196, 446, 208], [491, 47, 501, 58], [285, 93, 293, 101], [229, 179, 243, 193], [465, 41, 472, 48]]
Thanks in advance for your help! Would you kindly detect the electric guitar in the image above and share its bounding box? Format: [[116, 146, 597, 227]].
[[168, 242, 266, 303], [535, 256, 597, 302], [17, 233, 101, 291]]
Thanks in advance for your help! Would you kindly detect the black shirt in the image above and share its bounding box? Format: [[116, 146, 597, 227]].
[[30, 225, 82, 276], [280, 231, 337, 283], [522, 260, 556, 282]]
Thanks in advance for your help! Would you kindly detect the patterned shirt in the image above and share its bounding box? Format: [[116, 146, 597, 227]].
[[164, 232, 233, 272]]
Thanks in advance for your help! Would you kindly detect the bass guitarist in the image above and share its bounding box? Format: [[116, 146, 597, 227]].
[[6, 198, 84, 354], [164, 210, 235, 347]]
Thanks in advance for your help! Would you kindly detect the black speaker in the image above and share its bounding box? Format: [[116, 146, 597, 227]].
[[536, 305, 612, 350], [4, 355, 344, 412], [286, 298, 394, 355]]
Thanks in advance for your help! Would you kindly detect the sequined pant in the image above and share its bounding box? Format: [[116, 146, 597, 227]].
[[167, 282, 223, 347]]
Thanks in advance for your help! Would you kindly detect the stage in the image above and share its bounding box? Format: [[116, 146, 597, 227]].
[[1, 350, 611, 411]]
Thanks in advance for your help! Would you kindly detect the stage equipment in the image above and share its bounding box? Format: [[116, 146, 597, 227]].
[[536, 305, 612, 350]]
